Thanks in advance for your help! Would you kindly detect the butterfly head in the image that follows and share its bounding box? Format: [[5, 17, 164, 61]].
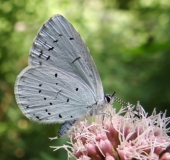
[[104, 92, 115, 104]]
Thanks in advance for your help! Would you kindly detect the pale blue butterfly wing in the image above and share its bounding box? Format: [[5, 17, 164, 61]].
[[15, 14, 104, 125], [29, 15, 103, 100]]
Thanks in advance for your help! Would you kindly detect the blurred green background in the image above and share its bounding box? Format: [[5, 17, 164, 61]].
[[0, 0, 170, 159]]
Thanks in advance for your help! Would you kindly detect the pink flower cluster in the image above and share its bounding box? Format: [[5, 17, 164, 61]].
[[52, 103, 170, 160]]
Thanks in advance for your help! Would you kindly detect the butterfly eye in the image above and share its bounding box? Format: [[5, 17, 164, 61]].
[[105, 95, 111, 103]]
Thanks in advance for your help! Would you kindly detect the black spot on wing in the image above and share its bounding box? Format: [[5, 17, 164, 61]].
[[47, 55, 50, 60], [38, 53, 43, 58], [48, 47, 54, 51], [36, 116, 41, 120], [72, 57, 81, 63]]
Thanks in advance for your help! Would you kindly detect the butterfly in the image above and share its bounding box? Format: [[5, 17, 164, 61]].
[[15, 14, 114, 137]]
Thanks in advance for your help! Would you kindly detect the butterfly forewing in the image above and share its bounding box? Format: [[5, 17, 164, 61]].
[[29, 14, 103, 101]]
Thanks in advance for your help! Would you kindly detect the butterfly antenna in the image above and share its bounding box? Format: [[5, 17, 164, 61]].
[[114, 96, 128, 107], [112, 91, 116, 97]]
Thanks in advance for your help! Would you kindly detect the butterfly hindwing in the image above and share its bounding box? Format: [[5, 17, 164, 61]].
[[15, 66, 96, 123]]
